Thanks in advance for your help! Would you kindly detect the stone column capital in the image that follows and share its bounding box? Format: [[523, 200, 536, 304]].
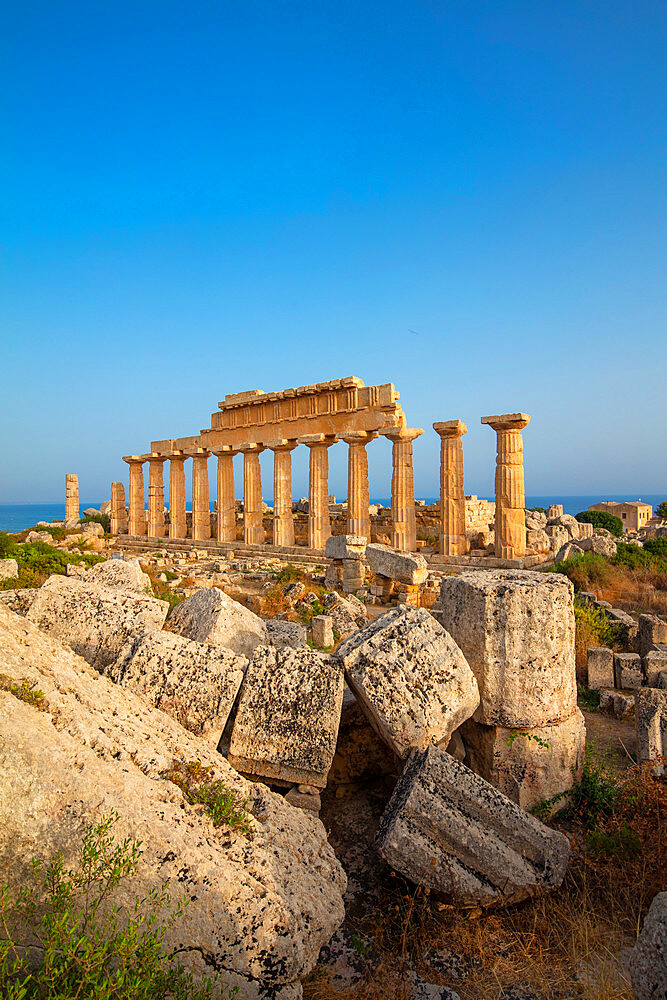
[[433, 420, 467, 439], [122, 455, 144, 465], [265, 438, 298, 452], [299, 433, 338, 448], [165, 450, 186, 461], [481, 412, 531, 433], [384, 427, 424, 443], [146, 453, 167, 465], [341, 431, 378, 446], [238, 443, 266, 455], [211, 445, 238, 458], [184, 447, 212, 459]]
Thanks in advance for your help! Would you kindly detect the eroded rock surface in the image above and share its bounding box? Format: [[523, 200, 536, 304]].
[[82, 557, 153, 594], [165, 586, 267, 657]]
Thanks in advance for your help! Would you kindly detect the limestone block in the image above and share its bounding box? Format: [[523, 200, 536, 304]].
[[600, 689, 635, 721], [376, 745, 571, 904], [460, 710, 586, 812], [614, 651, 642, 689], [228, 645, 344, 788], [165, 587, 267, 658], [322, 591, 367, 639], [81, 520, 105, 537], [325, 535, 367, 560], [545, 524, 569, 552], [0, 604, 345, 999], [342, 558, 365, 594], [365, 543, 428, 585], [82, 557, 152, 595], [636, 688, 667, 775], [284, 787, 321, 814], [283, 581, 306, 606], [110, 631, 247, 743], [547, 504, 563, 519], [555, 541, 584, 562], [435, 571, 576, 728], [324, 561, 343, 589], [645, 649, 667, 687], [25, 576, 168, 671], [336, 607, 479, 760], [265, 619, 307, 649], [577, 535, 617, 559], [638, 614, 667, 659], [622, 891, 667, 1000], [312, 615, 334, 648], [525, 529, 550, 554], [587, 646, 615, 689], [0, 558, 18, 581]]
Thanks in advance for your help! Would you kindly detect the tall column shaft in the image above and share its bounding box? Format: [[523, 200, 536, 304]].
[[168, 456, 187, 539], [434, 421, 468, 556], [65, 474, 79, 522], [215, 451, 236, 543], [147, 458, 166, 538], [243, 448, 265, 545], [191, 452, 211, 540], [302, 436, 335, 550], [110, 481, 127, 535], [343, 433, 377, 542], [271, 444, 296, 547], [124, 460, 146, 537], [482, 412, 531, 560], [385, 428, 422, 552]]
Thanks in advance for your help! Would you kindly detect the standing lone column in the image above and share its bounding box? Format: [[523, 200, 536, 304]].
[[433, 421, 468, 556], [123, 457, 146, 536], [147, 455, 166, 538], [65, 474, 79, 523], [302, 434, 337, 550], [268, 440, 297, 547], [384, 428, 423, 552], [188, 449, 211, 541], [241, 445, 265, 545], [168, 452, 187, 539], [212, 447, 237, 543], [110, 481, 128, 535], [481, 412, 531, 560], [342, 432, 378, 542]]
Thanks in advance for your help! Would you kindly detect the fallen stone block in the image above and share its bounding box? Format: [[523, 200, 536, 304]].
[[622, 891, 667, 1000], [555, 541, 584, 562], [636, 688, 667, 775], [82, 557, 153, 594], [587, 646, 615, 690], [376, 745, 571, 904], [638, 613, 667, 659], [165, 586, 267, 657], [322, 591, 367, 638], [461, 710, 586, 812], [365, 544, 428, 585], [325, 535, 367, 560], [25, 576, 168, 671], [434, 571, 576, 728], [614, 651, 642, 689], [577, 535, 617, 558], [228, 645, 344, 788], [110, 631, 247, 743], [312, 614, 334, 648], [336, 607, 479, 760], [0, 558, 18, 581], [644, 647, 667, 686], [285, 786, 321, 814], [0, 603, 345, 1000], [265, 619, 307, 649], [600, 689, 635, 721]]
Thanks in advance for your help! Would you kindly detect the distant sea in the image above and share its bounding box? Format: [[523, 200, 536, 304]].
[[1, 495, 664, 533]]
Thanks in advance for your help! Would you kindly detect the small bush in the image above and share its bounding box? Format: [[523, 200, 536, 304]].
[[162, 761, 252, 837], [0, 674, 49, 712], [565, 745, 621, 829], [0, 813, 237, 999], [527, 506, 547, 513], [575, 509, 623, 537], [275, 564, 307, 584], [573, 599, 625, 664], [586, 824, 642, 859], [548, 551, 613, 591], [0, 536, 104, 591], [577, 682, 600, 712], [656, 500, 667, 519]]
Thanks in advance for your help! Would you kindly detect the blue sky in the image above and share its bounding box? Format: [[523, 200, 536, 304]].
[[1, 1, 665, 503]]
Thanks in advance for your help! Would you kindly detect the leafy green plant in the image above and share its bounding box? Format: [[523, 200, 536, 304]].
[[0, 674, 49, 712], [577, 683, 600, 712], [506, 730, 550, 750], [656, 501, 667, 519], [161, 761, 252, 837], [575, 510, 623, 537], [0, 813, 237, 999], [0, 536, 104, 591], [585, 824, 641, 859], [565, 745, 621, 829], [527, 506, 547, 514]]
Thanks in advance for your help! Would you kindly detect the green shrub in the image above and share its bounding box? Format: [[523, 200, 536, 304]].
[[0, 537, 104, 591], [586, 824, 642, 859], [80, 513, 111, 533], [644, 537, 667, 557], [575, 510, 623, 537], [566, 745, 621, 829], [577, 682, 600, 712], [548, 552, 613, 591], [613, 541, 667, 572], [527, 506, 547, 514], [0, 674, 49, 712], [162, 761, 252, 837], [656, 501, 667, 519], [0, 813, 237, 999]]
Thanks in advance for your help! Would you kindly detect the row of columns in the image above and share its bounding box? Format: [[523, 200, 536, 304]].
[[123, 427, 423, 551]]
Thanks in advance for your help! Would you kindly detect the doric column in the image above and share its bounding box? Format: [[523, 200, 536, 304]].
[[65, 474, 79, 522], [267, 440, 297, 547], [241, 444, 265, 545], [168, 452, 187, 539], [186, 449, 211, 541], [481, 412, 531, 560], [433, 420, 468, 556], [122, 456, 146, 536], [212, 447, 236, 543], [342, 432, 378, 542], [383, 427, 423, 552], [147, 455, 166, 538], [301, 434, 337, 550], [110, 481, 128, 535]]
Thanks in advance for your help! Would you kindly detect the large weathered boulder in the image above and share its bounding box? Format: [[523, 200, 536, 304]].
[[336, 607, 479, 759], [0, 603, 346, 999], [322, 591, 367, 638], [376, 745, 570, 905], [434, 571, 576, 728], [82, 557, 153, 594], [265, 619, 308, 649], [165, 586, 267, 657], [110, 631, 247, 743], [365, 544, 428, 585], [25, 576, 168, 671], [577, 535, 618, 559], [228, 645, 344, 789], [636, 688, 667, 775], [461, 710, 586, 812], [622, 891, 667, 1000], [325, 535, 367, 560], [0, 558, 18, 581]]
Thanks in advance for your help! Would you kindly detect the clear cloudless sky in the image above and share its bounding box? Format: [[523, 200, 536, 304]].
[[1, 0, 665, 503]]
